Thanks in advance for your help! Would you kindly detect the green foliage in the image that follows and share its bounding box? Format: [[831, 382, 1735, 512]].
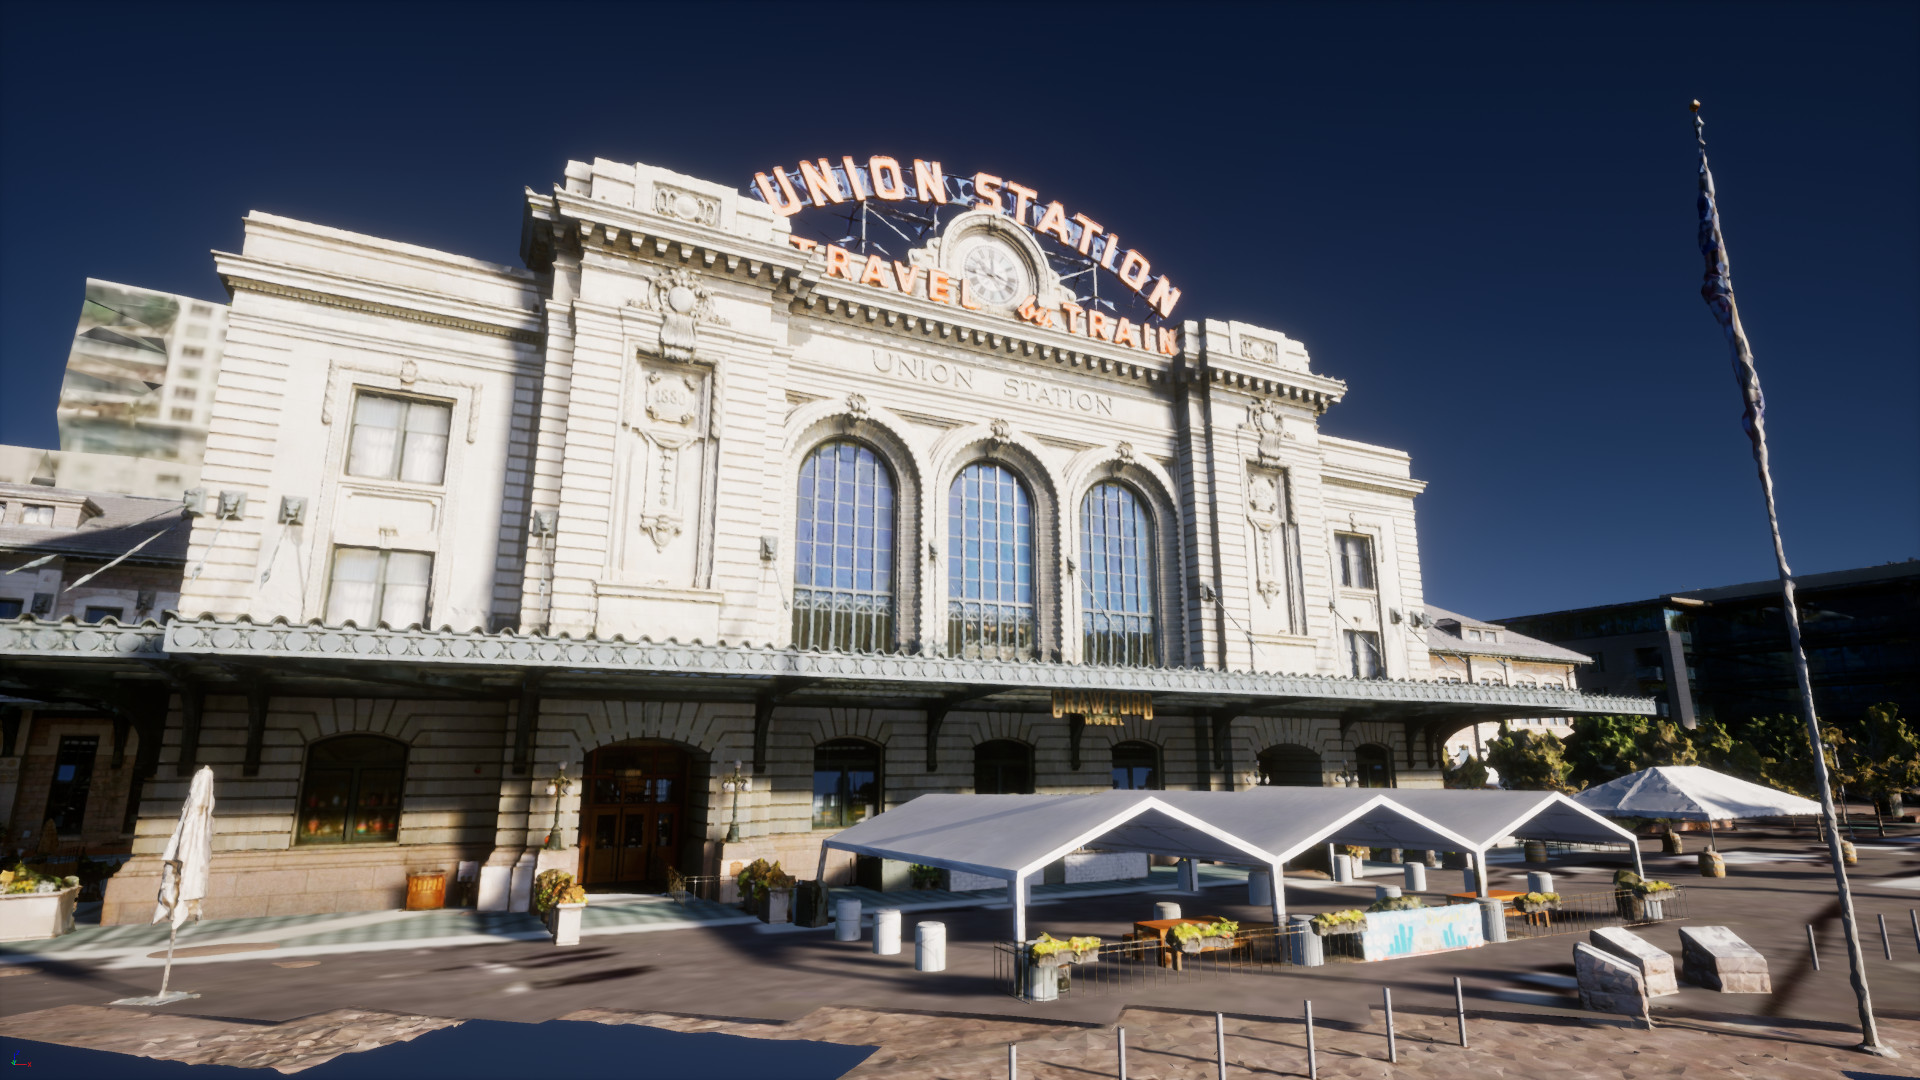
[[1030, 932, 1102, 960], [1516, 891, 1561, 910], [1483, 729, 1574, 792], [1612, 869, 1642, 890], [734, 858, 797, 902], [1444, 754, 1489, 790], [1310, 909, 1367, 932], [1171, 918, 1238, 944], [1340, 845, 1371, 860], [1, 862, 78, 894], [909, 863, 942, 888], [1367, 895, 1425, 913], [1851, 703, 1920, 800], [1563, 713, 1853, 799], [1632, 879, 1674, 896], [533, 869, 578, 914]]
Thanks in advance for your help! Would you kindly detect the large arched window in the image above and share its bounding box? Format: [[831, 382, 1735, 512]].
[[794, 441, 896, 653], [1257, 743, 1323, 787], [812, 739, 883, 829], [974, 739, 1035, 794], [948, 463, 1034, 660], [1355, 744, 1395, 788], [1110, 741, 1162, 790], [1080, 482, 1156, 666], [296, 735, 406, 845]]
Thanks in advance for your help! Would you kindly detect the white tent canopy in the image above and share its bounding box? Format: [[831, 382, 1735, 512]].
[[1573, 765, 1822, 821]]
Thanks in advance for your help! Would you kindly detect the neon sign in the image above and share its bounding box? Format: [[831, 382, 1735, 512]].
[[752, 156, 1182, 322]]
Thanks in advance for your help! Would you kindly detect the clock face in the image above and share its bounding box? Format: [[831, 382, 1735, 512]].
[[961, 240, 1025, 305]]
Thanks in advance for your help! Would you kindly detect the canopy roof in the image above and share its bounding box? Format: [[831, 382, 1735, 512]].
[[1377, 789, 1641, 847], [1572, 765, 1823, 821]]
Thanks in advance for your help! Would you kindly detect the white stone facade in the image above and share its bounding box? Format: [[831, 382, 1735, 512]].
[[0, 157, 1655, 923]]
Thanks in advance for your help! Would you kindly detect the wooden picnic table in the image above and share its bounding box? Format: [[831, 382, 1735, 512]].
[[1132, 917, 1223, 969]]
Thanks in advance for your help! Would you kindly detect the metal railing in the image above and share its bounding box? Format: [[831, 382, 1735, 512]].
[[1500, 886, 1690, 940], [664, 869, 727, 905], [997, 923, 1304, 1002]]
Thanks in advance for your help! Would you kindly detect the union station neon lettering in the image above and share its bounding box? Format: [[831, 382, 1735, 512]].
[[754, 155, 1182, 322]]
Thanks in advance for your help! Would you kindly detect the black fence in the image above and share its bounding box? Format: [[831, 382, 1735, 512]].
[[996, 887, 1690, 1001]]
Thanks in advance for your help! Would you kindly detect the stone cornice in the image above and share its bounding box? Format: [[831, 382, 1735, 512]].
[[216, 254, 544, 346], [1319, 464, 1429, 497], [0, 616, 1657, 716]]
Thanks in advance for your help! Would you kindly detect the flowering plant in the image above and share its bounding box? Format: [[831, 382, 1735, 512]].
[[1310, 909, 1368, 934], [1368, 895, 1425, 913], [1029, 932, 1103, 964]]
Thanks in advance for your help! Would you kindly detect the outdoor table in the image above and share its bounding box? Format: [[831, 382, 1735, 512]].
[[1133, 917, 1228, 970], [1446, 888, 1549, 927]]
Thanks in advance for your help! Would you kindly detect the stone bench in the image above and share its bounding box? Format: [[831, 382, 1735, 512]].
[[1679, 925, 1770, 993], [1589, 926, 1677, 997], [1574, 943, 1650, 1026]]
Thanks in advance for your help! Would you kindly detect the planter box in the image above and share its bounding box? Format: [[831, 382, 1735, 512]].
[[1178, 935, 1234, 954], [761, 887, 792, 924], [549, 901, 585, 946], [0, 887, 79, 942], [1357, 904, 1485, 961], [1310, 920, 1366, 937]]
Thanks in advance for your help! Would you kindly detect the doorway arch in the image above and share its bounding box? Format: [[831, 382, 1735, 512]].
[[1257, 743, 1324, 787], [579, 739, 707, 891]]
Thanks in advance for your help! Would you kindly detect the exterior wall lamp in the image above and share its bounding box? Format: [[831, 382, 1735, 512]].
[[721, 760, 752, 842], [542, 766, 573, 850]]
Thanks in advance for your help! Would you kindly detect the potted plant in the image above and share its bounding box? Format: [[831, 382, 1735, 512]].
[[1514, 891, 1561, 914], [1631, 879, 1674, 921], [1171, 918, 1237, 953], [763, 864, 796, 924], [909, 863, 943, 890], [0, 864, 81, 943], [1309, 909, 1367, 936], [1367, 895, 1425, 914], [533, 870, 588, 944], [1023, 933, 1102, 1002]]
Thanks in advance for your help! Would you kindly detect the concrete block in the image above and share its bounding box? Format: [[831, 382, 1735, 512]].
[[1590, 926, 1678, 997], [1575, 942, 1650, 1023], [1679, 925, 1771, 993]]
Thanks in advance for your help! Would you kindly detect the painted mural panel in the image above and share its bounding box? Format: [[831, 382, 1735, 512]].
[[1358, 903, 1484, 960]]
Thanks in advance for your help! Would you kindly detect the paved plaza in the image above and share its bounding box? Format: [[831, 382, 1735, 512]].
[[2, 827, 1916, 1075]]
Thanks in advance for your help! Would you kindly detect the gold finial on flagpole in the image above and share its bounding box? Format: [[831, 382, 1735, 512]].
[[1690, 100, 1702, 113]]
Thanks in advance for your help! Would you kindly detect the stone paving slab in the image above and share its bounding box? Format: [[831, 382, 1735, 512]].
[[0, 1005, 458, 1073]]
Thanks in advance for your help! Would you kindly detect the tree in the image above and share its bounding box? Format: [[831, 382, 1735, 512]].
[[1484, 729, 1575, 792], [1443, 754, 1489, 790], [1848, 703, 1920, 815]]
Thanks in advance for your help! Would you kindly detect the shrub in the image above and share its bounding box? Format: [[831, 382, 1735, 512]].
[[1310, 909, 1366, 932], [533, 869, 578, 914], [1171, 918, 1238, 944], [1367, 895, 1425, 913]]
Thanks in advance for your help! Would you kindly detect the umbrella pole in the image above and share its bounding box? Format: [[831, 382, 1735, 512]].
[[158, 922, 177, 998], [1709, 819, 1716, 853]]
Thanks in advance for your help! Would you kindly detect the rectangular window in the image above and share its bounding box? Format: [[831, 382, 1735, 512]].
[[171, 407, 196, 421], [45, 735, 100, 835], [21, 504, 54, 526], [346, 393, 451, 485], [1336, 533, 1375, 590], [82, 606, 124, 624], [173, 387, 198, 401], [0, 598, 22, 618], [1346, 629, 1384, 678], [325, 547, 432, 628]]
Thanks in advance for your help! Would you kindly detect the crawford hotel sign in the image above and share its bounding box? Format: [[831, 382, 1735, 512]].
[[0, 153, 1652, 925]]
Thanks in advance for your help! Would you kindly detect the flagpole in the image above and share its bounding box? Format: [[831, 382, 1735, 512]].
[[1690, 100, 1893, 1059]]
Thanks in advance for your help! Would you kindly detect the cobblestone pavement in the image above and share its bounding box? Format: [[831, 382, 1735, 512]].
[[0, 1005, 459, 1073]]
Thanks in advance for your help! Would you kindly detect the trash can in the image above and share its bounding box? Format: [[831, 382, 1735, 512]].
[[406, 870, 446, 911]]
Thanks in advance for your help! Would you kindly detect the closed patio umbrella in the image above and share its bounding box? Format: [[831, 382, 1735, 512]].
[[114, 765, 215, 1006], [1572, 765, 1821, 851]]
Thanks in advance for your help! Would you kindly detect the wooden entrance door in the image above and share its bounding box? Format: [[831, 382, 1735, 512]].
[[580, 743, 687, 891]]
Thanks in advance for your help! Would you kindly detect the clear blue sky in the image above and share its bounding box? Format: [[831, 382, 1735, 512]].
[[2, 1, 1913, 618]]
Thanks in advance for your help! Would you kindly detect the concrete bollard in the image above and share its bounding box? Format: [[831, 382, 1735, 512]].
[[915, 921, 947, 971], [1526, 871, 1554, 895], [1289, 914, 1324, 967], [1375, 884, 1402, 902], [872, 908, 902, 955], [1462, 867, 1479, 894], [1249, 869, 1273, 907], [1404, 861, 1427, 892], [1478, 897, 1508, 943], [834, 897, 863, 942], [1333, 855, 1354, 884], [1179, 858, 1200, 893], [1154, 901, 1183, 921]]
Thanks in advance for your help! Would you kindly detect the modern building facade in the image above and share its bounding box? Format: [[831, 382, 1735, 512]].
[[1501, 560, 1919, 728], [0, 156, 1651, 923]]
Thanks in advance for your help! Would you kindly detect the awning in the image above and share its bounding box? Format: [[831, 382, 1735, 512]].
[[1572, 765, 1823, 821], [1381, 789, 1643, 848]]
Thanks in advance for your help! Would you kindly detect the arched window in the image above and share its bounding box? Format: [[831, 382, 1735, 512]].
[[974, 739, 1035, 794], [1355, 744, 1395, 788], [1080, 482, 1156, 666], [812, 739, 883, 829], [1257, 743, 1323, 787], [794, 441, 896, 653], [1110, 741, 1161, 790], [948, 463, 1034, 660], [296, 735, 406, 845]]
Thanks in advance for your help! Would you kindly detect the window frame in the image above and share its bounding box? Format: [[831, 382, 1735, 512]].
[[82, 605, 125, 624], [1109, 740, 1162, 790], [811, 738, 884, 830], [344, 390, 453, 486], [294, 735, 408, 846], [973, 739, 1036, 794], [948, 461, 1037, 661], [1079, 481, 1158, 667], [325, 546, 434, 629], [1346, 628, 1384, 678], [792, 439, 898, 654], [1335, 532, 1376, 591]]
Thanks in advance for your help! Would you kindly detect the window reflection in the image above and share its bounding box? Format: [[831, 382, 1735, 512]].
[[813, 740, 882, 828], [948, 463, 1035, 661], [793, 441, 896, 653], [1081, 482, 1156, 666]]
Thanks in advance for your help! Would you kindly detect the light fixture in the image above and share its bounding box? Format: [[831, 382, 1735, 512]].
[[721, 760, 752, 843], [542, 766, 572, 851]]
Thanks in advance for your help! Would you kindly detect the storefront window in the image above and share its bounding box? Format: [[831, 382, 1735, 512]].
[[1110, 741, 1161, 790], [45, 735, 99, 835], [793, 441, 895, 653], [296, 735, 406, 845], [974, 739, 1034, 794], [812, 739, 882, 828], [1081, 482, 1156, 666], [948, 463, 1034, 660]]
